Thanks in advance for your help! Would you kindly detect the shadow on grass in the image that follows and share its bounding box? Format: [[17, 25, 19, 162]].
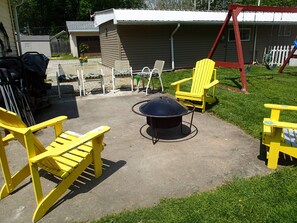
[[218, 71, 276, 91], [280, 71, 297, 76]]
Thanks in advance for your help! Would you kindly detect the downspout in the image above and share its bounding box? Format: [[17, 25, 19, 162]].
[[252, 0, 261, 63], [170, 23, 180, 71], [11, 0, 24, 56]]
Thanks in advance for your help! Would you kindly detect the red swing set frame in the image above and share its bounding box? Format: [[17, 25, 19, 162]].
[[278, 40, 297, 73], [208, 4, 297, 92]]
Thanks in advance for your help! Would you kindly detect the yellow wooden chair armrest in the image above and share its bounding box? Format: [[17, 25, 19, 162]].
[[1, 116, 67, 147], [2, 134, 15, 143], [30, 126, 111, 163], [263, 120, 297, 130], [1, 116, 67, 144], [264, 104, 297, 122], [0, 125, 29, 135], [264, 104, 297, 111], [204, 79, 219, 90], [29, 116, 68, 132], [171, 77, 192, 86]]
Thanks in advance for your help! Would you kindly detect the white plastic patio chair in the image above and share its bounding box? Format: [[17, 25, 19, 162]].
[[136, 60, 165, 95], [111, 60, 133, 92], [76, 63, 105, 96]]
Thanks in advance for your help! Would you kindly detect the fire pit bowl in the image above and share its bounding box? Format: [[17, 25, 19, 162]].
[[132, 96, 195, 144]]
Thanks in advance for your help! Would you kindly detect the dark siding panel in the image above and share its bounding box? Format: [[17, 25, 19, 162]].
[[99, 21, 120, 68], [205, 25, 255, 64], [256, 25, 297, 63], [174, 24, 255, 68], [118, 25, 173, 70], [174, 25, 221, 68], [100, 22, 297, 71]]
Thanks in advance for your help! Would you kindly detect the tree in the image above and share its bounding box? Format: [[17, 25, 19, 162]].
[[153, 0, 297, 10], [17, 0, 146, 35], [15, 0, 296, 35]]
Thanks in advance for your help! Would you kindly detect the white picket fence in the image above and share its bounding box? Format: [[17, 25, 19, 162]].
[[264, 45, 295, 66]]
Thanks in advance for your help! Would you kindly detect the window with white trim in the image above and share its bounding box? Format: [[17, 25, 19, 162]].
[[278, 25, 291, 37], [228, 28, 251, 42]]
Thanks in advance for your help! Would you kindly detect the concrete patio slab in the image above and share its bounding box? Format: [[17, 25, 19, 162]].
[[0, 92, 271, 223]]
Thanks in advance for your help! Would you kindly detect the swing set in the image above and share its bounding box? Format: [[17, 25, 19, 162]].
[[208, 4, 297, 92]]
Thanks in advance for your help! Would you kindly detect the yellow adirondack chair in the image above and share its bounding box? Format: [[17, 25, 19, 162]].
[[262, 104, 297, 169], [0, 107, 110, 222], [171, 58, 219, 112]]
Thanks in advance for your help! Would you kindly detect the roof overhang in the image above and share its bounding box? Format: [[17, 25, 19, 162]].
[[94, 8, 297, 27], [20, 35, 50, 42], [66, 21, 99, 33], [68, 30, 98, 33]]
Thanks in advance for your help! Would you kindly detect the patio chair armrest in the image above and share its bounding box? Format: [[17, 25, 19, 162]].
[[150, 68, 160, 76], [2, 133, 15, 144], [204, 79, 219, 90], [141, 67, 150, 73], [30, 126, 111, 163], [263, 120, 297, 130], [171, 77, 192, 87], [264, 104, 297, 122], [264, 104, 297, 112], [29, 116, 68, 132]]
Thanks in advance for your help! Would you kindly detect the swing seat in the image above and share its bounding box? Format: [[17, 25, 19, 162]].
[[265, 64, 277, 71], [0, 107, 110, 222], [263, 52, 277, 70], [245, 66, 252, 73]]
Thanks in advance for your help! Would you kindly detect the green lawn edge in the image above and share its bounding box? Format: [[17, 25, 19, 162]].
[[94, 66, 297, 223], [95, 167, 297, 223]]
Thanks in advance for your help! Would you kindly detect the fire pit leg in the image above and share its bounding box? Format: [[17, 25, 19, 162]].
[[152, 127, 159, 144], [181, 111, 194, 135], [148, 117, 159, 144]]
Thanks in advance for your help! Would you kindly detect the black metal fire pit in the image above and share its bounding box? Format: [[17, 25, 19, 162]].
[[132, 96, 194, 144]]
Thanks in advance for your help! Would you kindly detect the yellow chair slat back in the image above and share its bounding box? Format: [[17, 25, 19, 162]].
[[0, 107, 62, 170], [191, 58, 215, 95], [0, 108, 27, 128]]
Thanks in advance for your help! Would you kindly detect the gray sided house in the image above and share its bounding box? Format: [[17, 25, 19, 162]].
[[66, 21, 100, 58], [0, 0, 18, 57], [94, 9, 297, 71]]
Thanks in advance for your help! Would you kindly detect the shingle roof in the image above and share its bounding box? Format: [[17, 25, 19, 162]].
[[66, 21, 98, 32], [94, 8, 297, 27], [20, 35, 50, 41]]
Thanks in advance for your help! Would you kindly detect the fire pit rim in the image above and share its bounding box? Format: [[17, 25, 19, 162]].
[[132, 97, 195, 118]]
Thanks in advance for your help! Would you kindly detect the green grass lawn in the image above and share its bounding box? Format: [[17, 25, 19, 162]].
[[96, 167, 297, 223], [95, 65, 297, 223], [162, 65, 297, 139], [50, 53, 77, 60]]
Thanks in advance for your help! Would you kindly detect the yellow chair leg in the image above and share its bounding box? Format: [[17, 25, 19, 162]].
[[267, 146, 279, 169], [32, 155, 93, 222], [92, 136, 104, 178], [0, 164, 30, 199], [267, 129, 282, 169]]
